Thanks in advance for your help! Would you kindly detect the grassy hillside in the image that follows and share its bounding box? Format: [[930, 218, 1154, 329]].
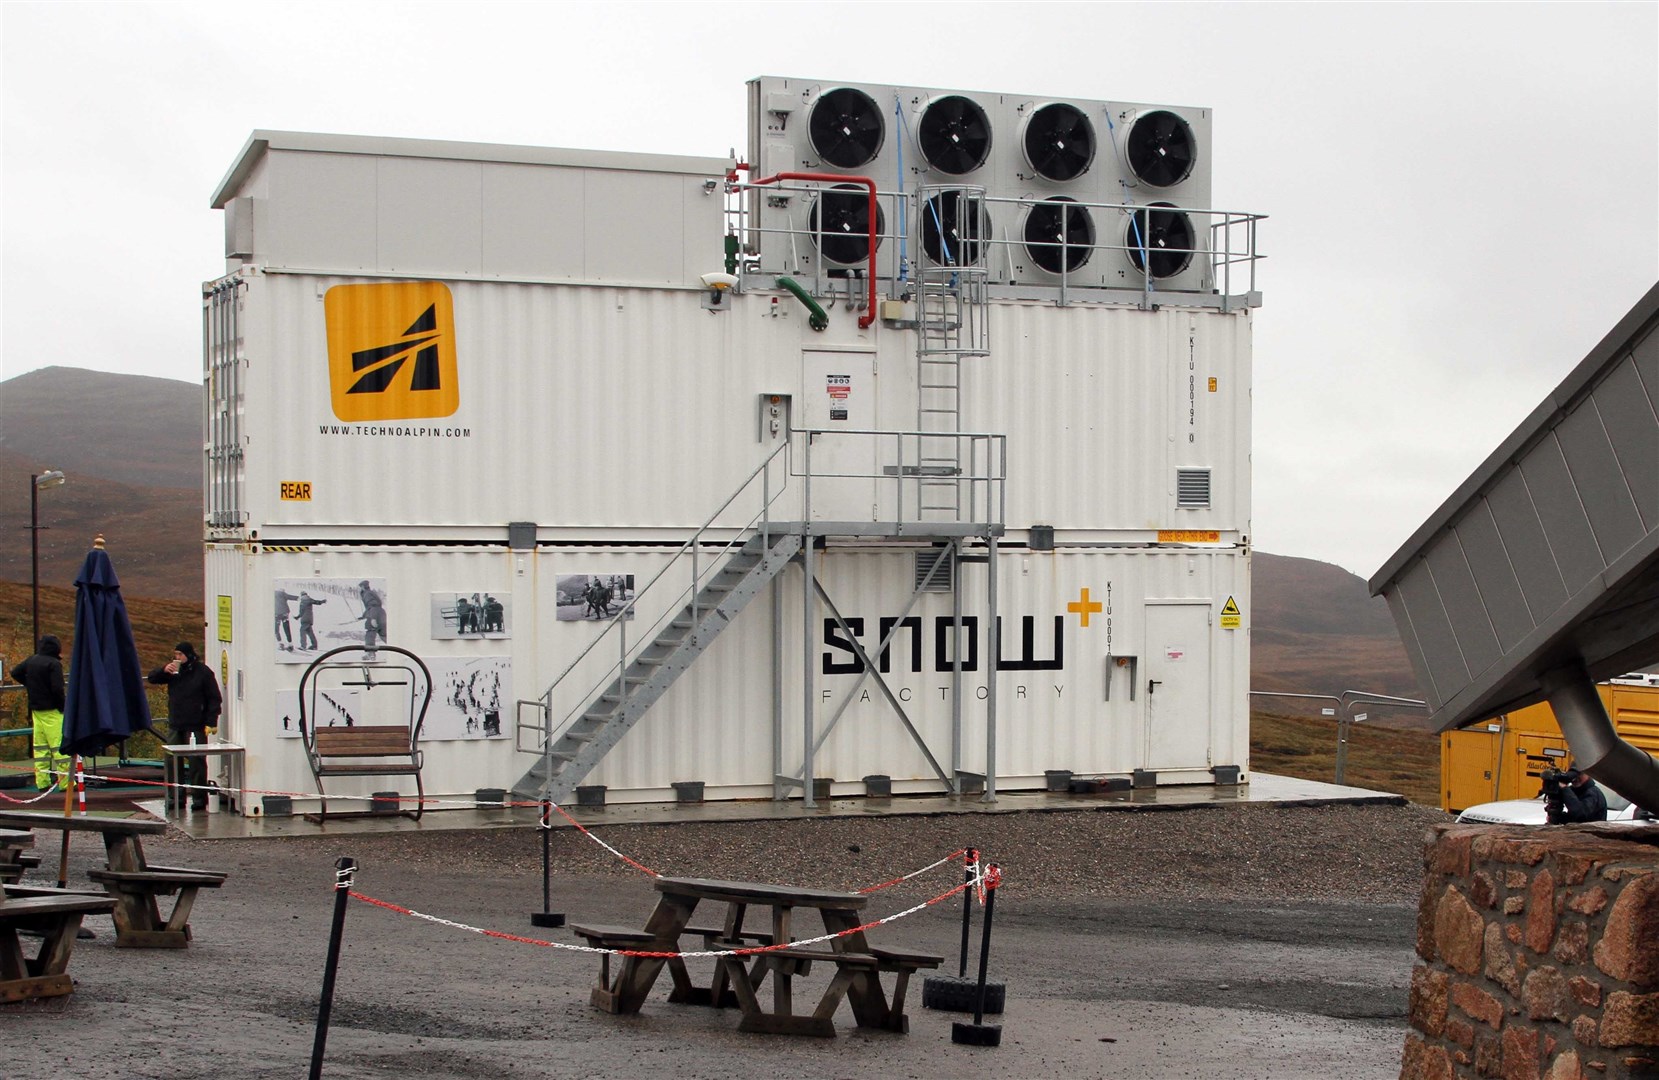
[[1250, 709, 1439, 805], [0, 579, 205, 773]]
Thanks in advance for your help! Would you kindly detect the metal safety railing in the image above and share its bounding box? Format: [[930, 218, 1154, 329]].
[[723, 176, 1265, 310], [516, 439, 796, 757], [516, 427, 1008, 759], [794, 427, 1006, 529]]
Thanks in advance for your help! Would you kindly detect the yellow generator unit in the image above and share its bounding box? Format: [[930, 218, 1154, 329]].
[[1441, 679, 1659, 812]]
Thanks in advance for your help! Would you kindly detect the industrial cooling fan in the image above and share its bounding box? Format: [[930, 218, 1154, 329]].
[[1125, 110, 1196, 188], [809, 184, 885, 265], [809, 88, 885, 170], [1022, 102, 1095, 182], [1125, 202, 1195, 279], [921, 191, 990, 267], [917, 96, 993, 175], [1022, 196, 1095, 273]]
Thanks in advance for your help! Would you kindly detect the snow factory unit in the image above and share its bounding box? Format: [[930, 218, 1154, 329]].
[[201, 77, 1265, 814]]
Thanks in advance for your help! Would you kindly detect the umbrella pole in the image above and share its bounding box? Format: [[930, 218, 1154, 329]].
[[56, 755, 77, 888]]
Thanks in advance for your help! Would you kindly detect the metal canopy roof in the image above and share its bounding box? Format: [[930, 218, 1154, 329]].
[[1369, 282, 1659, 732]]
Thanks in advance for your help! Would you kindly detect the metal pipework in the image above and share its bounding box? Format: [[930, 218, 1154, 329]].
[[1539, 662, 1659, 818], [774, 276, 828, 331]]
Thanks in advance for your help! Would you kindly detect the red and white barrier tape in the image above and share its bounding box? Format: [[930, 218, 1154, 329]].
[[348, 865, 996, 959]]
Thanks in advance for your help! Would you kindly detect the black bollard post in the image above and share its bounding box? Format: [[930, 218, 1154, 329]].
[[951, 864, 1002, 1047], [957, 848, 977, 977], [310, 856, 356, 1080], [530, 800, 565, 929]]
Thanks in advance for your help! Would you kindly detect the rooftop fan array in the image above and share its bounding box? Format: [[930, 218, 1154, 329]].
[[751, 79, 1211, 288]]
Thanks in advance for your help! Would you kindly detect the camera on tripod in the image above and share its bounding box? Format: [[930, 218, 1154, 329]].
[[1539, 768, 1573, 795]]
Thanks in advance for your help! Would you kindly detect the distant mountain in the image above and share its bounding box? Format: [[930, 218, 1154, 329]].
[[1, 368, 202, 601], [0, 368, 1422, 711], [1251, 551, 1423, 717], [1, 366, 200, 488]]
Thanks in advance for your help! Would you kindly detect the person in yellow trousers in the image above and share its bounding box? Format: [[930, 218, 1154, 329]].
[[9, 635, 68, 790]]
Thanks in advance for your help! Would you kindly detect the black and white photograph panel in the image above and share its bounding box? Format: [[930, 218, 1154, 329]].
[[275, 577, 391, 662], [424, 656, 513, 740], [429, 591, 512, 639], [554, 573, 636, 622], [275, 687, 363, 739]]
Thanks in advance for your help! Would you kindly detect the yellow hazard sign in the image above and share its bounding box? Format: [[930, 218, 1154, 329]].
[[1220, 596, 1241, 630], [325, 281, 459, 422]]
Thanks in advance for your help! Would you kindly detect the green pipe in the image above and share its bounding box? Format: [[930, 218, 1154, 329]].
[[775, 276, 828, 332], [724, 233, 740, 276]]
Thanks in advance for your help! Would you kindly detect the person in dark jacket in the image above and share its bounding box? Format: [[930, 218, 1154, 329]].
[[1552, 768, 1609, 824], [147, 642, 223, 811], [9, 635, 67, 789]]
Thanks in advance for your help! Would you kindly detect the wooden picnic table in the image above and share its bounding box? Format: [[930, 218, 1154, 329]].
[[578, 875, 939, 1037], [0, 884, 116, 1002], [0, 810, 224, 948]]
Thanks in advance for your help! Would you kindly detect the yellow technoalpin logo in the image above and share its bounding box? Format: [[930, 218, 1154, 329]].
[[324, 282, 459, 421]]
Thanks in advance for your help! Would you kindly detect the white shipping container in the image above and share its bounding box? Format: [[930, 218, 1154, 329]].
[[209, 542, 1247, 810], [207, 273, 1250, 542]]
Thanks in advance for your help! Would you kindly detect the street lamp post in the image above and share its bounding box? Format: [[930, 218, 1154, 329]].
[[29, 470, 67, 648]]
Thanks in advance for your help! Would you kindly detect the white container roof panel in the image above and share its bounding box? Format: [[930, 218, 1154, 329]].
[[212, 130, 729, 286]]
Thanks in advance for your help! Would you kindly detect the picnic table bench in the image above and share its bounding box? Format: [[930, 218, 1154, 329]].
[[0, 811, 227, 949], [0, 883, 116, 1001], [0, 829, 40, 885], [574, 876, 943, 1037]]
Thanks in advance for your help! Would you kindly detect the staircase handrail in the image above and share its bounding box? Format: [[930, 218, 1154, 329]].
[[533, 439, 794, 745]]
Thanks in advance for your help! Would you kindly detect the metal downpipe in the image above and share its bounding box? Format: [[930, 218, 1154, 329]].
[[1539, 662, 1659, 818]]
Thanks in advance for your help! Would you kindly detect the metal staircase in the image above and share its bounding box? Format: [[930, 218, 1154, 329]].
[[914, 185, 990, 522], [515, 528, 802, 804]]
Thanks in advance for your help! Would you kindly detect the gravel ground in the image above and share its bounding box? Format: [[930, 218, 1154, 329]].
[[5, 799, 1452, 1079], [203, 799, 1449, 904]]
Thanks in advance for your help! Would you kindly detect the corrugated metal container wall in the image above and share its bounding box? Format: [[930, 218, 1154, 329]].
[[586, 546, 1250, 799], [222, 543, 1246, 806], [229, 274, 1248, 541], [204, 544, 248, 736], [228, 546, 537, 809], [237, 273, 907, 537], [969, 302, 1252, 533]]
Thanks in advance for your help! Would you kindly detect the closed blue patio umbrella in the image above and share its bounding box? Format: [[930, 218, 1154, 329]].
[[61, 537, 152, 756]]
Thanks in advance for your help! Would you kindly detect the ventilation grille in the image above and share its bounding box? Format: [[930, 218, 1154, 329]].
[[915, 547, 955, 592], [1176, 468, 1211, 509]]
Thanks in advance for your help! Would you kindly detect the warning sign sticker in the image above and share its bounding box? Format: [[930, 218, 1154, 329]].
[[1220, 596, 1242, 630]]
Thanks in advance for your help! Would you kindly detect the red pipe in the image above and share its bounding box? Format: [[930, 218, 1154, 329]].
[[742, 168, 880, 330]]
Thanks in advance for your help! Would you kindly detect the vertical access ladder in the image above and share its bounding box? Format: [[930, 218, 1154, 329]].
[[913, 185, 990, 522]]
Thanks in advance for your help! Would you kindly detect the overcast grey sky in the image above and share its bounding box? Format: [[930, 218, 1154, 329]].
[[3, 1, 1655, 577]]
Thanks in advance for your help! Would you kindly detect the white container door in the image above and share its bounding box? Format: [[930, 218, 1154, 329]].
[[800, 350, 877, 523], [1143, 602, 1212, 770]]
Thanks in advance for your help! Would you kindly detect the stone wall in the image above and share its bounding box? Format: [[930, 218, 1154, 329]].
[[1405, 823, 1659, 1079]]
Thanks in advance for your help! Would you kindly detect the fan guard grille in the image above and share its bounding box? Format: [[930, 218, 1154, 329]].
[[917, 96, 993, 176], [809, 184, 886, 265], [809, 88, 885, 170], [1125, 202, 1195, 279], [1022, 103, 1096, 182], [1023, 197, 1095, 274], [921, 191, 991, 267], [1125, 110, 1196, 188]]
